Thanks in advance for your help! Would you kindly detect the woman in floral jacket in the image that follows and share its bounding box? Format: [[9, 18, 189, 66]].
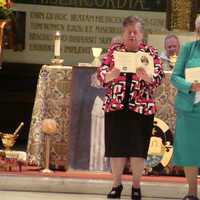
[[97, 16, 164, 200]]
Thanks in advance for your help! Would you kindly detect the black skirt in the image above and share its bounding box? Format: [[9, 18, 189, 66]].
[[105, 110, 154, 158]]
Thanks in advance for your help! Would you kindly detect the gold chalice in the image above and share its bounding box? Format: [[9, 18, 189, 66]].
[[0, 122, 24, 151], [169, 54, 177, 67]]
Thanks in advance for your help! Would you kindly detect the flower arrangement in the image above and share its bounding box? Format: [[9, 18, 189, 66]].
[[0, 0, 12, 19]]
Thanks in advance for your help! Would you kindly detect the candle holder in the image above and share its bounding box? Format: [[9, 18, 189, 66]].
[[41, 118, 58, 173], [51, 58, 64, 65]]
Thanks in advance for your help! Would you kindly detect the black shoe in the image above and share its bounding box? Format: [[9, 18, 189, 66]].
[[131, 187, 141, 200], [107, 184, 123, 199], [182, 195, 199, 200]]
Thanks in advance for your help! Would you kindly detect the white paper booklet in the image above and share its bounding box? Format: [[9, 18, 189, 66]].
[[185, 67, 200, 104], [194, 92, 200, 104], [113, 51, 154, 77], [185, 67, 200, 83]]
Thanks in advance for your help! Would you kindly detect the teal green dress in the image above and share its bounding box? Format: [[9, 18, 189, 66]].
[[171, 40, 200, 166]]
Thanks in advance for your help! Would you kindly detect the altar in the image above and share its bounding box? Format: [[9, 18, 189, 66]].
[[26, 65, 176, 171]]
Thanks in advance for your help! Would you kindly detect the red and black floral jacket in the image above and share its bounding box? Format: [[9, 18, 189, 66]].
[[97, 42, 164, 115]]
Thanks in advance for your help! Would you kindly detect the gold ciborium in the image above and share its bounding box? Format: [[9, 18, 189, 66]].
[[0, 122, 24, 151]]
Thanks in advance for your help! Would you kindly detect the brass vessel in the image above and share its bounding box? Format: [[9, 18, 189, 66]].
[[0, 122, 24, 151], [1, 134, 16, 151]]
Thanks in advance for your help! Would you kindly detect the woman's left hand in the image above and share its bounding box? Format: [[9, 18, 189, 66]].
[[136, 67, 152, 83]]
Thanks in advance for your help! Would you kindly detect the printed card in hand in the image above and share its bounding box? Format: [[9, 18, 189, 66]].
[[113, 51, 136, 73], [136, 51, 154, 77], [113, 51, 154, 77], [185, 67, 200, 83], [185, 67, 200, 104]]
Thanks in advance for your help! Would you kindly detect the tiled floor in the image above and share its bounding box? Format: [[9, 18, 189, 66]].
[[0, 168, 194, 199], [0, 166, 188, 184], [0, 191, 180, 200]]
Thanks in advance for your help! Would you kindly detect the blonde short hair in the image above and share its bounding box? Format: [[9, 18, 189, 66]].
[[195, 15, 200, 36]]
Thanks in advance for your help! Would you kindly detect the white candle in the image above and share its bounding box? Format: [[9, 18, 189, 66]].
[[54, 31, 61, 57]]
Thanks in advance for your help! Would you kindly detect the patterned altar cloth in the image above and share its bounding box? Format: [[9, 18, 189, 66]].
[[27, 65, 72, 170], [155, 71, 176, 133]]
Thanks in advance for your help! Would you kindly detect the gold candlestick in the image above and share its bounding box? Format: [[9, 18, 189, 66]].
[[42, 134, 52, 173], [41, 119, 58, 173]]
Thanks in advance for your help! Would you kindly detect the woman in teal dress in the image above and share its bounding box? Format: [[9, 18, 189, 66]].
[[171, 16, 200, 200]]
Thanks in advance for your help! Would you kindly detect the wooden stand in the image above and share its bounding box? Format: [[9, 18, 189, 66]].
[[42, 135, 53, 173]]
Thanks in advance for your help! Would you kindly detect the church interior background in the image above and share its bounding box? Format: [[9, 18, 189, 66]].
[[0, 0, 200, 180]]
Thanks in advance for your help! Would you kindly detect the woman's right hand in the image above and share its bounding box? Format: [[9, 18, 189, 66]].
[[105, 67, 121, 83], [191, 82, 200, 92]]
